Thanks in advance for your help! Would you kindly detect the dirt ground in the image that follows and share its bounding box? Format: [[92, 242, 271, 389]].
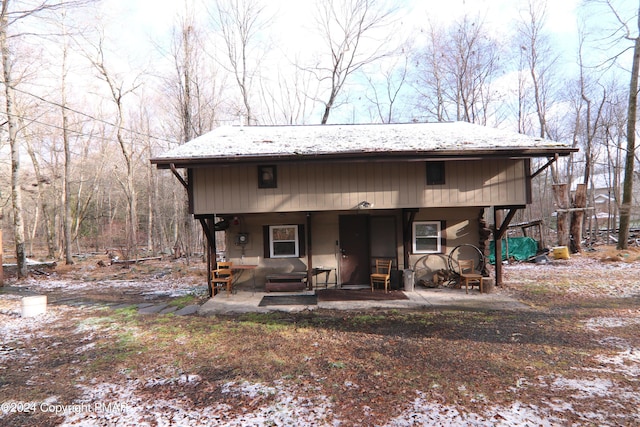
[[1, 246, 639, 426]]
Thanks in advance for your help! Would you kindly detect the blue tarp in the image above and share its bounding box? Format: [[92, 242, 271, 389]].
[[488, 237, 539, 264]]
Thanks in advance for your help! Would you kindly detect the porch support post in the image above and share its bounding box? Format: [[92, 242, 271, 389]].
[[493, 208, 503, 287], [492, 205, 524, 287], [306, 212, 313, 290], [402, 209, 418, 270], [198, 215, 217, 297]]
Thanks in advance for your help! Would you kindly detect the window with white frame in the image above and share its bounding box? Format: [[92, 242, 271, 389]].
[[269, 225, 299, 258], [412, 221, 442, 253]]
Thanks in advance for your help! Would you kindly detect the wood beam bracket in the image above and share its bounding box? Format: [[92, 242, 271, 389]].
[[494, 205, 525, 241], [169, 163, 189, 190], [530, 154, 558, 179], [198, 216, 215, 247]]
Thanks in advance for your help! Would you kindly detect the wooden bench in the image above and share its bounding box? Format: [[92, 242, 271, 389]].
[[265, 273, 307, 292]]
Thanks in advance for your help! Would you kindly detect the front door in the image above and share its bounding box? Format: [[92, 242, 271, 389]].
[[339, 215, 370, 286]]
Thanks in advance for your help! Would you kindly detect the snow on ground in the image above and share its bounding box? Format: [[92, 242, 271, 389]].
[[583, 316, 640, 331], [504, 254, 640, 297], [3, 370, 634, 427], [57, 379, 337, 427], [387, 395, 564, 426], [8, 276, 207, 298], [581, 315, 640, 379], [0, 298, 66, 341], [50, 380, 565, 427], [53, 374, 638, 426]]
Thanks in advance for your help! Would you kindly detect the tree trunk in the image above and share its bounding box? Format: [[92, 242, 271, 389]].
[[25, 139, 56, 259], [126, 167, 138, 260], [570, 183, 587, 253], [1, 7, 27, 278], [61, 31, 74, 264], [147, 156, 154, 253], [553, 183, 570, 247], [0, 230, 3, 286], [321, 104, 331, 124], [618, 8, 640, 250], [182, 23, 193, 142]]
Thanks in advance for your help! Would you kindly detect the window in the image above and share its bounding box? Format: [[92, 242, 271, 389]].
[[263, 224, 306, 258], [426, 161, 445, 185], [269, 225, 299, 258], [412, 221, 442, 254], [258, 165, 277, 188]]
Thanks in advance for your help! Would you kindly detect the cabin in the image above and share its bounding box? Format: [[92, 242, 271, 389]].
[[151, 122, 576, 295]]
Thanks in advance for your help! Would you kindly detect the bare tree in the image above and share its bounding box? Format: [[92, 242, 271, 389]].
[[514, 44, 533, 135], [413, 21, 448, 121], [1, 0, 95, 275], [450, 15, 502, 125], [59, 10, 74, 264], [589, 0, 640, 249], [517, 0, 559, 140], [128, 99, 156, 254], [24, 131, 57, 259], [516, 0, 572, 246], [610, 1, 640, 249], [563, 28, 609, 251], [166, 12, 224, 141], [180, 22, 194, 143], [364, 49, 409, 123], [259, 61, 318, 125], [84, 34, 143, 259], [210, 0, 268, 125], [601, 89, 627, 241], [1, 0, 28, 278], [413, 14, 502, 125], [313, 0, 398, 124], [161, 10, 225, 258]]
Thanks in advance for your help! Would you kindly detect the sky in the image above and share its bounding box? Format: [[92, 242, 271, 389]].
[[14, 0, 638, 129], [108, 0, 584, 53], [99, 0, 640, 76], [100, 0, 594, 93]]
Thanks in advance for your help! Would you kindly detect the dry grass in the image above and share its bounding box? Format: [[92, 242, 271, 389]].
[[594, 246, 640, 263]]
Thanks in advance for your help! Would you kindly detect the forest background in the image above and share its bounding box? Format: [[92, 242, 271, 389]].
[[1, 0, 639, 278]]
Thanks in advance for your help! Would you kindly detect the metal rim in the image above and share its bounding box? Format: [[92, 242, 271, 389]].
[[447, 244, 486, 275]]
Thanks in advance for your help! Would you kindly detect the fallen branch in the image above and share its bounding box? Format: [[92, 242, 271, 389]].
[[111, 256, 162, 265]]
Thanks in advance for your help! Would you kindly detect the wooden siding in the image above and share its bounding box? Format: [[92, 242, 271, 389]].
[[192, 159, 527, 215]]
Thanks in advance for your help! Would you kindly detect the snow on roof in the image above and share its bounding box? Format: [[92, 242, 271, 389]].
[[152, 121, 573, 163]]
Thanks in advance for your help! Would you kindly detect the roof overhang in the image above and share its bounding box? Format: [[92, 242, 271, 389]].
[[151, 148, 577, 169]]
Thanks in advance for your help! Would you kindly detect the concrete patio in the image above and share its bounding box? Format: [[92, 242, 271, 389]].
[[198, 286, 531, 315]]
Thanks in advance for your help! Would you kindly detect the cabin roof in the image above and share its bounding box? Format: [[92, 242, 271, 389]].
[[151, 121, 577, 168]]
